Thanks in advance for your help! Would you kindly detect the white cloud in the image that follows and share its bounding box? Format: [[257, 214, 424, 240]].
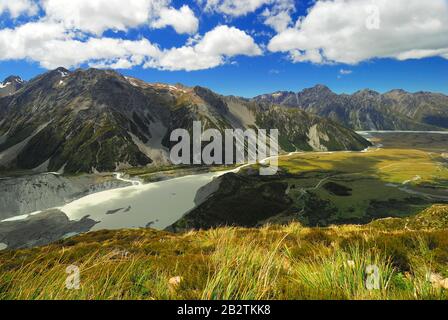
[[0, 0, 215, 71], [152, 46, 223, 71], [263, 10, 292, 32], [6, 0, 445, 72], [0, 0, 38, 18], [201, 0, 296, 32], [196, 25, 262, 56], [151, 5, 199, 35], [201, 0, 271, 16], [36, 38, 162, 70], [41, 0, 198, 35], [0, 21, 67, 61], [339, 69, 353, 75], [268, 0, 448, 64], [0, 21, 260, 71], [0, 20, 161, 69], [262, 0, 295, 32], [290, 49, 324, 64], [154, 25, 262, 71]]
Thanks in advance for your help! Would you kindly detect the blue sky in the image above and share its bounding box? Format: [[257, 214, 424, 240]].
[[0, 0, 447, 97]]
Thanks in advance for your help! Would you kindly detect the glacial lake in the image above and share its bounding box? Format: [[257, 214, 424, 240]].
[[60, 171, 222, 231]]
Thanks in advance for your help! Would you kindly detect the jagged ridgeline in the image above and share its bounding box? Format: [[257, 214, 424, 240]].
[[0, 76, 25, 98], [0, 68, 370, 174], [254, 85, 448, 131]]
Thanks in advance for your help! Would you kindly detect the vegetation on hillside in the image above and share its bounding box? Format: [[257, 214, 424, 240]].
[[1, 205, 447, 300]]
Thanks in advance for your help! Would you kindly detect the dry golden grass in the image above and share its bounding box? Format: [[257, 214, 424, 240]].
[[1, 205, 448, 300]]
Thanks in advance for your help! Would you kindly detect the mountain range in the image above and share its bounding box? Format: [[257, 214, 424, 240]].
[[0, 68, 370, 174], [254, 85, 448, 131]]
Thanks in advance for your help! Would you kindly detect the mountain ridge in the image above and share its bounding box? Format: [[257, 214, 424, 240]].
[[254, 85, 448, 131], [0, 68, 370, 174]]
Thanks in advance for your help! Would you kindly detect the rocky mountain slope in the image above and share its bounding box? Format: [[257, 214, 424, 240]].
[[0, 68, 370, 174], [0, 76, 25, 97], [254, 85, 448, 131]]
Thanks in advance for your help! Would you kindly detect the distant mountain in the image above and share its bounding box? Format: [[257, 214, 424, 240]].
[[0, 68, 370, 174], [254, 85, 448, 131], [0, 76, 25, 97]]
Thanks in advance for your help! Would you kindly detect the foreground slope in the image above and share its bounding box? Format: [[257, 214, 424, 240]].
[[0, 205, 447, 300]]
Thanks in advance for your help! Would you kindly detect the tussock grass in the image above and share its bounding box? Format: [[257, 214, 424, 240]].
[[202, 232, 283, 300], [289, 244, 395, 300], [1, 208, 448, 300]]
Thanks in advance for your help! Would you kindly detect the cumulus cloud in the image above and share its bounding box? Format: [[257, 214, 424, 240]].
[[0, 21, 66, 61], [0, 0, 38, 18], [151, 5, 199, 34], [0, 20, 162, 69], [263, 10, 292, 32], [268, 0, 448, 64], [4, 0, 444, 72], [261, 0, 295, 32], [0, 0, 236, 71], [200, 0, 296, 32], [35, 38, 161, 70], [201, 0, 271, 16], [153, 25, 262, 71], [42, 0, 198, 35], [0, 20, 260, 71]]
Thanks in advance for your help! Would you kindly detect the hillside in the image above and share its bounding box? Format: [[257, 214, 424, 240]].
[[0, 204, 447, 300], [254, 85, 448, 131], [0, 69, 370, 174]]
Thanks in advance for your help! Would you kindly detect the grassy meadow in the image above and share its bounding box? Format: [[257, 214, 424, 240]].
[[269, 147, 448, 225], [0, 205, 447, 300]]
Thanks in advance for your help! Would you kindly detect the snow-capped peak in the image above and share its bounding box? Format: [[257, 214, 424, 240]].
[[0, 82, 11, 89], [1, 76, 24, 86]]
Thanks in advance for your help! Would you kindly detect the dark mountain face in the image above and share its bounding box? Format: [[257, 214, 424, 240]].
[[0, 68, 370, 174], [254, 85, 448, 131], [0, 76, 25, 97]]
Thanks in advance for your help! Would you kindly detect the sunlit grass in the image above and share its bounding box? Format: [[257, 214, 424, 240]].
[[279, 148, 448, 185], [1, 205, 447, 300], [289, 244, 395, 300], [201, 233, 283, 300]]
